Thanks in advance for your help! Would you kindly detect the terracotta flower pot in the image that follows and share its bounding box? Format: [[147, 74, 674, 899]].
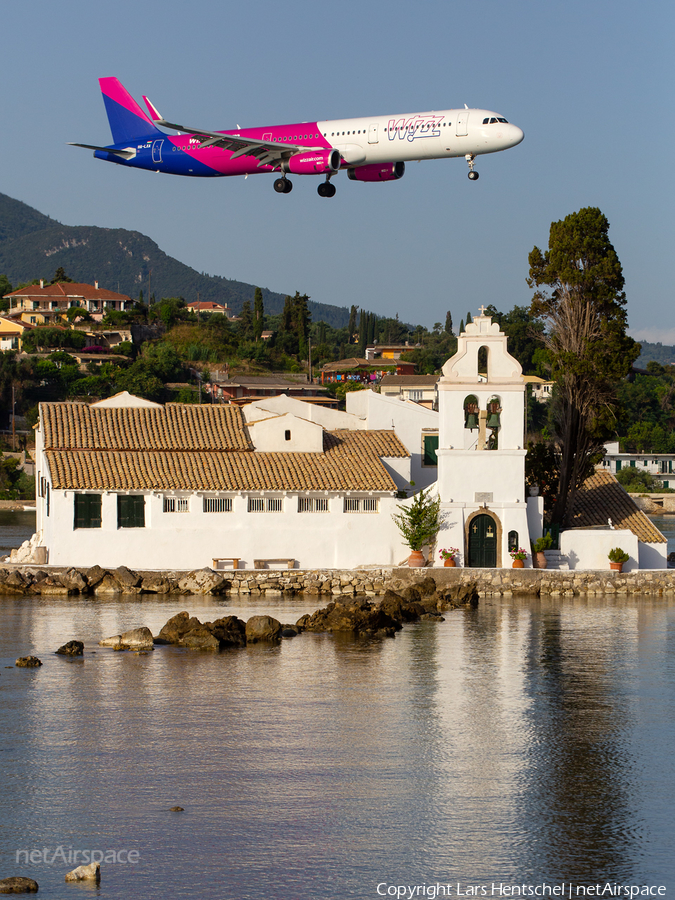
[[443, 559, 456, 567], [512, 559, 525, 568], [609, 561, 623, 572], [408, 550, 426, 568], [534, 551, 548, 569]]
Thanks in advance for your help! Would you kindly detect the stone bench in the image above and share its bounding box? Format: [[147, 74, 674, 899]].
[[212, 557, 240, 570], [253, 558, 295, 570]]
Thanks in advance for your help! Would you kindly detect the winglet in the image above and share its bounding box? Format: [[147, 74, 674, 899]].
[[143, 95, 163, 122]]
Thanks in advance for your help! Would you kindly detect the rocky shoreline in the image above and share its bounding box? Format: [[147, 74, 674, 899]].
[[0, 563, 675, 598]]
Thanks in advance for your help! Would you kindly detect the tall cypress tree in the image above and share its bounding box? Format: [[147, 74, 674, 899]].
[[528, 206, 639, 525], [239, 299, 253, 340], [347, 305, 358, 344], [445, 311, 453, 335], [459, 319, 465, 335], [253, 287, 264, 342]]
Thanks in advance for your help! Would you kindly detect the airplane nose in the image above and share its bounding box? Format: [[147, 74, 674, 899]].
[[509, 124, 524, 147]]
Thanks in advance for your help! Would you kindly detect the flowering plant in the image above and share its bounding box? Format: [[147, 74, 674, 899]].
[[439, 547, 460, 561], [509, 547, 528, 561]]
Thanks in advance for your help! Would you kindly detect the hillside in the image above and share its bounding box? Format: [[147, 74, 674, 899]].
[[635, 340, 675, 368], [0, 192, 349, 327]]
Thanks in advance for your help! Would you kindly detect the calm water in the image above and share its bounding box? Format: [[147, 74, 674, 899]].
[[1, 593, 674, 899]]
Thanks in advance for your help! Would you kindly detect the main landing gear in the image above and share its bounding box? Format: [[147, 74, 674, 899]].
[[317, 178, 336, 198], [466, 154, 479, 181], [273, 177, 293, 193]]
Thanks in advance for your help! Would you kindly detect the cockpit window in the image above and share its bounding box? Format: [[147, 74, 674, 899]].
[[498, 117, 509, 123], [484, 117, 510, 125]]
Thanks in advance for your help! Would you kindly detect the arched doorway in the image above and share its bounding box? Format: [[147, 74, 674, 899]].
[[468, 513, 498, 567]]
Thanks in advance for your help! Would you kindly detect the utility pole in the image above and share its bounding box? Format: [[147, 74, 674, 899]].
[[11, 384, 15, 451]]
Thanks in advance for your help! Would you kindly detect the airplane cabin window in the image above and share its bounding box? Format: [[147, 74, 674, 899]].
[[483, 118, 489, 124]]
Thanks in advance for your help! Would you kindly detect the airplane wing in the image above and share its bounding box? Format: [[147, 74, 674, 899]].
[[142, 97, 315, 169], [160, 118, 310, 168]]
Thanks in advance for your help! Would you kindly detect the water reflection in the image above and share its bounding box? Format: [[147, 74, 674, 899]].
[[0, 595, 674, 898]]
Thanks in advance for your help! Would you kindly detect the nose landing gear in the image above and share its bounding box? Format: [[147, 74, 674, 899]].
[[465, 154, 479, 181], [274, 177, 293, 193]]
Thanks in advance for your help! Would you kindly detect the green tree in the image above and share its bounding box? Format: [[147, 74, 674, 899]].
[[392, 488, 442, 552], [239, 299, 253, 341], [347, 305, 358, 343], [458, 319, 465, 335], [50, 267, 74, 283], [445, 311, 453, 335], [253, 287, 264, 342], [0, 275, 12, 299], [528, 207, 639, 525]]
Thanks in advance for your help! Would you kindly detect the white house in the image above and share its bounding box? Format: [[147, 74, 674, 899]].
[[33, 393, 412, 570]]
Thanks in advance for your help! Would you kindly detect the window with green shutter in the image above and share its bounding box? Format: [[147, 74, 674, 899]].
[[117, 495, 145, 529], [423, 434, 439, 466], [74, 493, 102, 529]]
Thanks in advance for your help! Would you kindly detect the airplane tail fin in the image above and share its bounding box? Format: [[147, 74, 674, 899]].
[[99, 77, 162, 143]]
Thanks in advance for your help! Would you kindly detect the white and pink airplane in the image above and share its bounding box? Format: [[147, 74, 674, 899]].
[[71, 78, 524, 198]]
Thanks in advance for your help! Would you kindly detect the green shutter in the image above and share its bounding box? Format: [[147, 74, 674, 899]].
[[74, 493, 101, 529], [117, 495, 145, 528], [423, 434, 439, 466]]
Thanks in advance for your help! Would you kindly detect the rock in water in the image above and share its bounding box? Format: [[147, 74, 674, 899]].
[[55, 640, 84, 656], [156, 611, 203, 644], [65, 862, 100, 883], [170, 806, 184, 812], [179, 626, 221, 651], [15, 657, 42, 668], [245, 615, 282, 643], [0, 877, 39, 893], [99, 627, 154, 651]]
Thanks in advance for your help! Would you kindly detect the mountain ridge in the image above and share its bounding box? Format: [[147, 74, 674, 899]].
[[0, 191, 350, 327]]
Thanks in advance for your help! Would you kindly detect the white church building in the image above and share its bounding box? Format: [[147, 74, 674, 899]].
[[28, 310, 665, 571]]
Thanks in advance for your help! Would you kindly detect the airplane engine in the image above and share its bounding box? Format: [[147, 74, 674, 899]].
[[347, 162, 405, 182], [285, 149, 341, 175]]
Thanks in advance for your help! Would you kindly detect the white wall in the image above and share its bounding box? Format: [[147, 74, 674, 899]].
[[346, 390, 439, 489], [243, 395, 364, 430], [248, 413, 324, 453], [40, 489, 411, 570], [560, 528, 640, 571]]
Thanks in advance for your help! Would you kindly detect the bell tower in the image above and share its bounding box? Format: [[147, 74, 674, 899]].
[[436, 309, 534, 567]]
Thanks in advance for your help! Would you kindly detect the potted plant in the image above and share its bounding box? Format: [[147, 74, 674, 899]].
[[439, 547, 460, 567], [532, 533, 552, 569], [510, 547, 528, 568], [392, 488, 441, 567], [608, 547, 629, 572]]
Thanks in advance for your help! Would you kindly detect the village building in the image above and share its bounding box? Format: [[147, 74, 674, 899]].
[[214, 374, 333, 406], [320, 357, 414, 385], [379, 375, 439, 408], [5, 281, 133, 324], [601, 441, 675, 487], [186, 300, 236, 318]]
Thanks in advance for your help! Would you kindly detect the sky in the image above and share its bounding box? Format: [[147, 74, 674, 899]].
[[2, 0, 673, 339]]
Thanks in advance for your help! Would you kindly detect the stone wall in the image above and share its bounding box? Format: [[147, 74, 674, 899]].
[[0, 563, 674, 597]]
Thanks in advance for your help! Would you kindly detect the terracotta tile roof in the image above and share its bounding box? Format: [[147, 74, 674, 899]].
[[6, 283, 131, 301], [321, 358, 397, 372], [41, 402, 252, 452], [570, 469, 666, 543], [41, 402, 407, 493], [380, 375, 439, 387]]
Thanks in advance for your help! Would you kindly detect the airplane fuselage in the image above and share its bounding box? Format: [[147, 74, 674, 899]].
[[95, 108, 524, 178]]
